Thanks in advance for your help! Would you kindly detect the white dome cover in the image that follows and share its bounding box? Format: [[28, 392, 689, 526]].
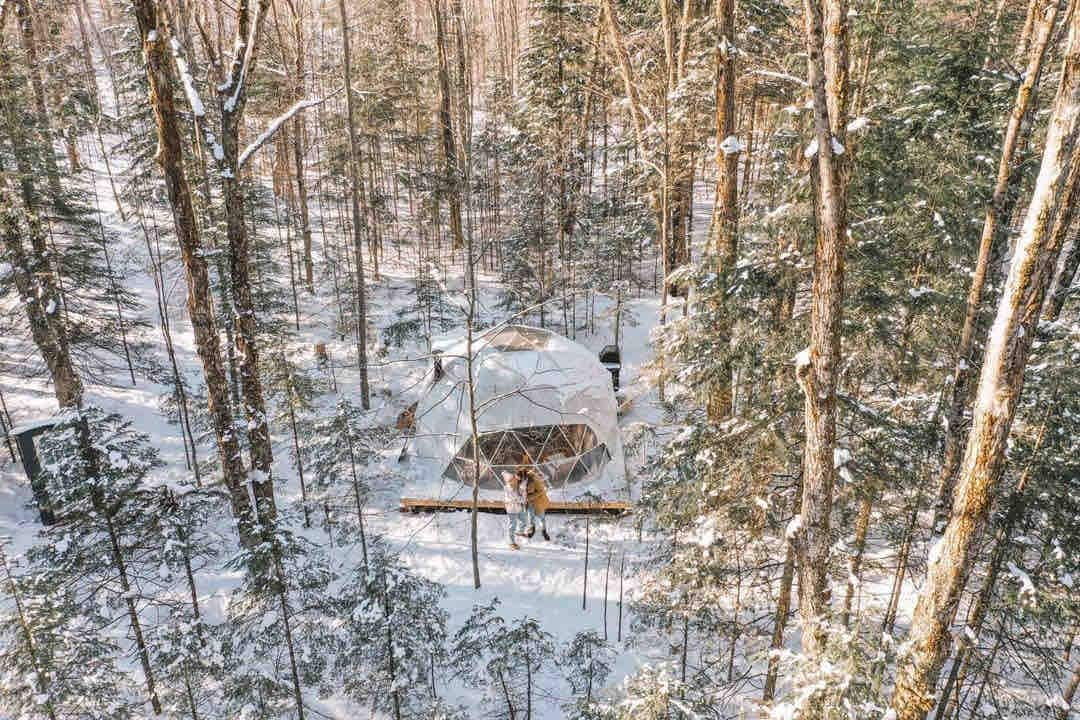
[[408, 325, 625, 501]]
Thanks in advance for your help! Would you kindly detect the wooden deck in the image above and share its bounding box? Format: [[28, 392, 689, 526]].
[[400, 497, 631, 516]]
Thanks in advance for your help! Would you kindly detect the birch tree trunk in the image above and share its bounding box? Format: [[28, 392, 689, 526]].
[[934, 417, 1047, 720], [890, 13, 1080, 718], [792, 0, 849, 663], [1041, 150, 1080, 321], [933, 0, 1060, 529]]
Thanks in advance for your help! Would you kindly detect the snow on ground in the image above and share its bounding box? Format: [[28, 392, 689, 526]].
[[0, 117, 924, 716], [0, 116, 683, 716]]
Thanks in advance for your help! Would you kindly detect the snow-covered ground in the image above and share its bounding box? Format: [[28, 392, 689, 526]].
[[0, 103, 693, 715]]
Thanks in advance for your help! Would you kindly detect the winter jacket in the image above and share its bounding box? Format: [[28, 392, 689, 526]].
[[503, 476, 527, 514], [522, 468, 550, 514]]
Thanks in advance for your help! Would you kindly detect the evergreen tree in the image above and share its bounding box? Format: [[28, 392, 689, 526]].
[[334, 542, 450, 718], [452, 602, 557, 720], [559, 630, 615, 717], [0, 546, 135, 719], [302, 397, 393, 547], [21, 407, 172, 714], [219, 524, 336, 719]]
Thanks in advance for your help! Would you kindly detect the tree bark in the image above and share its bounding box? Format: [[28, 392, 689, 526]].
[[130, 0, 263, 546], [889, 13, 1080, 718], [433, 0, 464, 252], [1042, 150, 1080, 322], [793, 0, 850, 662], [1058, 660, 1080, 720], [706, 0, 739, 421], [840, 494, 872, 629], [281, 0, 315, 291], [763, 475, 803, 702], [934, 418, 1047, 720], [599, 0, 646, 152], [338, 0, 372, 410], [12, 0, 61, 199], [933, 0, 1061, 529], [0, 187, 84, 409], [217, 0, 278, 529]]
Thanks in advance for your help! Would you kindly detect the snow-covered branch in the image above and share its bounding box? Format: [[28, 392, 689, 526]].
[[169, 37, 205, 118], [237, 91, 339, 168], [747, 68, 809, 87]]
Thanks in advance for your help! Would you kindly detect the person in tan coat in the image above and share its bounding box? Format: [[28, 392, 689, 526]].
[[520, 465, 550, 541]]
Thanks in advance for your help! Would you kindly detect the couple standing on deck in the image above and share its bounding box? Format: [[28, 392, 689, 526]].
[[503, 464, 550, 550]]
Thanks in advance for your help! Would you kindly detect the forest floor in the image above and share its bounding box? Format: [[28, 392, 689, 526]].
[[0, 126, 703, 716], [0, 130, 938, 716]]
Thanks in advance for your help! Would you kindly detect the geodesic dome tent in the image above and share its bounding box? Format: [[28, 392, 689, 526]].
[[408, 325, 625, 497]]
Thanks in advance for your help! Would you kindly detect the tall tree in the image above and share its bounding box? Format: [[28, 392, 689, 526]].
[[890, 10, 1080, 717], [215, 0, 279, 514], [0, 182, 82, 409], [11, 0, 61, 199], [933, 0, 1062, 528], [791, 0, 850, 663], [706, 0, 739, 420], [130, 0, 268, 547], [338, 0, 372, 410], [433, 0, 465, 252]]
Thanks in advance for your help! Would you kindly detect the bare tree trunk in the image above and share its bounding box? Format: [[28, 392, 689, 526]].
[[617, 547, 625, 643], [274, 562, 306, 720], [933, 0, 1061, 529], [763, 475, 803, 703], [935, 417, 1048, 720], [217, 0, 278, 532], [706, 0, 739, 421], [102, 507, 162, 714], [1042, 153, 1080, 322], [433, 0, 464, 252], [889, 14, 1080, 718], [599, 0, 646, 150], [603, 543, 612, 640], [12, 0, 61, 199], [282, 0, 314, 291], [284, 360, 310, 528], [1058, 660, 1080, 720], [582, 515, 590, 610], [338, 0, 372, 410], [465, 223, 482, 590], [129, 1, 260, 545], [840, 494, 872, 628], [793, 0, 849, 662]]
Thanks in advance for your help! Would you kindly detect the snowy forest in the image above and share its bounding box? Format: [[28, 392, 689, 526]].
[[0, 0, 1078, 717]]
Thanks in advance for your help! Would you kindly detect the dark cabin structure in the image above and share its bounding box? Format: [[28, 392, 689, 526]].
[[11, 419, 59, 525]]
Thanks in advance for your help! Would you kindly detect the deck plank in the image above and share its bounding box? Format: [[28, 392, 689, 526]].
[[400, 497, 631, 516]]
